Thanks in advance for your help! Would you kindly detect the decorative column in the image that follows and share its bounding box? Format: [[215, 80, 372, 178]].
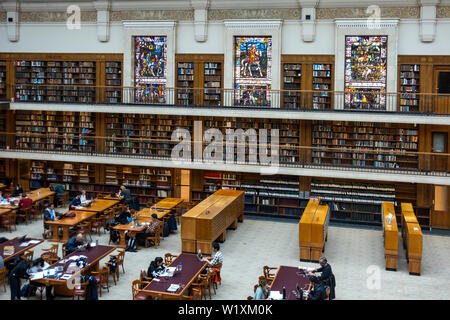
[[298, 0, 319, 42], [2, 0, 19, 42], [94, 0, 111, 42], [191, 0, 209, 42], [419, 0, 440, 42]]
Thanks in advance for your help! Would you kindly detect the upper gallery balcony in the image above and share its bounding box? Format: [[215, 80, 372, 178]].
[[5, 85, 450, 125]]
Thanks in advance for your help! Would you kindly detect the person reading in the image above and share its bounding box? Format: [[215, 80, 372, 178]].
[[69, 194, 82, 210], [126, 214, 161, 252], [306, 276, 327, 300], [43, 203, 63, 239], [65, 233, 86, 254], [147, 257, 165, 278], [254, 279, 271, 300]]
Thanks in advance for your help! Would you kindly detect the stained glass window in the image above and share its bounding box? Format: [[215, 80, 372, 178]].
[[134, 36, 167, 103], [234, 36, 272, 106], [344, 36, 387, 110]]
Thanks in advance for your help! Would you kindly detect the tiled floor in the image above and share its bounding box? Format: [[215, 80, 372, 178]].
[[1, 213, 449, 300]]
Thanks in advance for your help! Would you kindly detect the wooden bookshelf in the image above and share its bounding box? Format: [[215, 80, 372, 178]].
[[105, 61, 122, 103], [399, 64, 420, 112], [203, 117, 300, 164], [311, 179, 395, 225], [0, 108, 6, 148], [282, 63, 302, 109], [0, 61, 6, 100], [203, 62, 222, 106], [15, 111, 96, 152], [104, 114, 193, 157], [15, 60, 96, 103], [312, 121, 419, 169], [312, 64, 332, 109], [175, 54, 224, 106], [177, 62, 194, 105]]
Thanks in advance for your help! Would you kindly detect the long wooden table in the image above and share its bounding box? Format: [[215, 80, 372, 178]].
[[181, 189, 244, 254], [75, 199, 119, 213], [156, 198, 184, 210], [401, 203, 423, 275], [27, 188, 56, 203], [382, 202, 399, 270], [45, 210, 97, 243], [299, 198, 320, 261], [0, 237, 44, 263], [112, 220, 147, 248], [33, 245, 115, 297], [0, 184, 6, 190], [270, 266, 311, 300], [142, 253, 207, 300], [137, 208, 171, 220], [0, 207, 12, 217], [310, 205, 330, 261]]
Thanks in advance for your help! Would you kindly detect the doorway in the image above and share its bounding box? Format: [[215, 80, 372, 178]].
[[433, 68, 450, 114]]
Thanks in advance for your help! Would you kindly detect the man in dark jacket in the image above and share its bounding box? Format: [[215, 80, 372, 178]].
[[12, 184, 23, 197], [65, 233, 86, 254], [307, 276, 327, 300], [9, 258, 31, 300], [69, 194, 82, 210], [311, 257, 335, 300]]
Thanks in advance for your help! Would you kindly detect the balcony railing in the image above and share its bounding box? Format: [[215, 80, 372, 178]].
[[9, 84, 450, 115], [2, 132, 449, 178]]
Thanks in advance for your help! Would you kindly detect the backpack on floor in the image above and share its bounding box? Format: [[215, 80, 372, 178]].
[[163, 221, 170, 237], [109, 229, 119, 243]]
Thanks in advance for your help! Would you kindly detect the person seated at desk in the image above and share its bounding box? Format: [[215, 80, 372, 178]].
[[18, 193, 32, 212], [118, 185, 131, 204], [203, 242, 223, 267], [69, 194, 82, 210], [43, 204, 63, 239], [147, 257, 165, 278], [310, 256, 335, 300], [65, 233, 86, 254], [28, 258, 54, 300], [126, 213, 161, 252], [52, 183, 66, 207], [306, 276, 327, 301], [254, 279, 271, 300], [12, 184, 23, 197], [80, 190, 89, 204], [0, 191, 6, 202], [201, 242, 223, 275]]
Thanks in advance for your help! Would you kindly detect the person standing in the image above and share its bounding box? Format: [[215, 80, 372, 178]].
[[9, 258, 31, 300], [310, 257, 335, 300]]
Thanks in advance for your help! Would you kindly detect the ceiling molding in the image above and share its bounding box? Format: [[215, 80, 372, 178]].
[[223, 19, 283, 29], [335, 18, 399, 28], [122, 20, 177, 29]]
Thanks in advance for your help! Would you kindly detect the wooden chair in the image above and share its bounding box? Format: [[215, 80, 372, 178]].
[[247, 296, 254, 300], [62, 243, 70, 258], [263, 265, 278, 279], [41, 244, 59, 262], [325, 286, 331, 301], [211, 262, 223, 286], [0, 267, 7, 292], [144, 229, 161, 249], [140, 270, 150, 282], [182, 288, 202, 300], [132, 279, 151, 300], [175, 201, 196, 225], [91, 217, 104, 235], [191, 275, 210, 300], [259, 275, 273, 286], [72, 280, 89, 300], [0, 212, 16, 232], [109, 249, 125, 280], [17, 207, 32, 225], [164, 253, 178, 265], [32, 202, 42, 221], [91, 265, 110, 297], [77, 221, 93, 242], [253, 284, 259, 293], [146, 201, 152, 208], [22, 250, 34, 263]]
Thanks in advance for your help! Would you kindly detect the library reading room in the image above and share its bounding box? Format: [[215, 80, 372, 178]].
[[0, 0, 449, 303]]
